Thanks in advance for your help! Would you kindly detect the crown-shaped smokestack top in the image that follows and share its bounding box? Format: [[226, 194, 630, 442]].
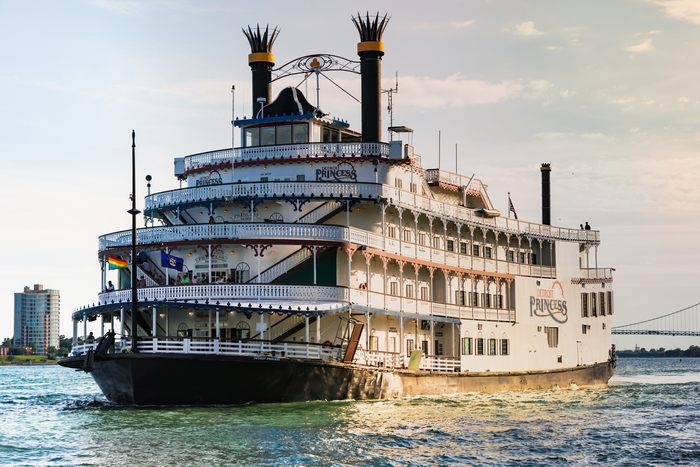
[[352, 12, 390, 42], [242, 24, 279, 53], [244, 24, 279, 117], [352, 12, 390, 144]]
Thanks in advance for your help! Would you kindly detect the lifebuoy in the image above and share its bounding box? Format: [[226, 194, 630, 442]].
[[322, 340, 333, 348]]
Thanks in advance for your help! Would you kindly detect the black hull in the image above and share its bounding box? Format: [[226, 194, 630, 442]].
[[59, 353, 616, 405]]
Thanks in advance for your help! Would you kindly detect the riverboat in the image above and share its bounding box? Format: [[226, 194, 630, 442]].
[[59, 14, 616, 405]]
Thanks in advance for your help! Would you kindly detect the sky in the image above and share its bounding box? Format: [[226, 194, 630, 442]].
[[1, 0, 699, 351]]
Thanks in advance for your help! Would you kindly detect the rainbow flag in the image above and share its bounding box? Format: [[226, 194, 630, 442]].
[[108, 255, 129, 270]]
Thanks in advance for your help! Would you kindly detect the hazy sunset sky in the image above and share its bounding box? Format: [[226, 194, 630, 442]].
[[1, 0, 699, 350]]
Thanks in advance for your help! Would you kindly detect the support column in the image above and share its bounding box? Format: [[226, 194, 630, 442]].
[[399, 316, 404, 364], [101, 314, 105, 337], [83, 316, 87, 343], [120, 307, 124, 338], [208, 244, 212, 283], [152, 306, 157, 337], [381, 256, 389, 309], [305, 316, 310, 358], [215, 308, 220, 339], [208, 310, 212, 342], [316, 313, 321, 344], [73, 319, 77, 345], [165, 306, 169, 338]]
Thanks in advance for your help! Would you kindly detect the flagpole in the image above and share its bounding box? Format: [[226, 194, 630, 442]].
[[508, 192, 510, 219], [128, 130, 141, 353]]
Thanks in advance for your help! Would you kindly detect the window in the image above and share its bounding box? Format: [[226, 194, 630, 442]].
[[403, 229, 411, 242], [581, 293, 588, 318], [496, 294, 504, 309], [370, 335, 378, 350], [519, 252, 526, 263], [582, 324, 588, 334], [462, 337, 472, 355], [406, 339, 414, 357], [591, 293, 597, 317], [421, 287, 429, 301], [260, 176, 269, 182], [530, 253, 537, 265], [501, 339, 509, 355], [405, 284, 414, 299], [508, 251, 514, 262], [293, 124, 308, 143], [435, 340, 443, 356], [394, 178, 403, 189], [488, 338, 497, 355], [296, 174, 305, 181], [599, 292, 606, 316], [607, 291, 613, 315], [483, 294, 491, 308], [260, 127, 275, 146], [234, 262, 250, 283], [276, 125, 291, 144], [419, 232, 426, 245], [472, 245, 480, 256], [410, 182, 417, 193], [476, 338, 485, 355], [484, 247, 492, 259], [331, 129, 339, 142], [546, 327, 559, 348], [460, 242, 467, 254], [387, 222, 396, 238], [422, 340, 429, 354], [470, 292, 479, 307], [447, 240, 454, 252], [390, 282, 398, 296], [456, 290, 466, 305], [433, 236, 440, 249], [245, 128, 259, 147]]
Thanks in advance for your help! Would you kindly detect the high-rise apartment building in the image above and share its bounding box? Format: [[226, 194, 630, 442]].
[[14, 284, 60, 355]]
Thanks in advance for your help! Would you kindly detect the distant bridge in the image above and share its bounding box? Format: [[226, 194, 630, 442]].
[[611, 302, 700, 336]]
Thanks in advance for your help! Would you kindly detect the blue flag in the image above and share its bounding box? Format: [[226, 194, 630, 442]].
[[161, 251, 184, 271]]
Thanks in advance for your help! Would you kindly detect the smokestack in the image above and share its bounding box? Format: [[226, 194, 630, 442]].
[[243, 25, 279, 117], [352, 13, 390, 143], [541, 163, 551, 225]]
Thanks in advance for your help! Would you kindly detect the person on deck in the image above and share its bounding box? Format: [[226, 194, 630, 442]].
[[181, 276, 191, 285], [141, 260, 151, 273], [137, 276, 146, 288], [107, 281, 115, 291]]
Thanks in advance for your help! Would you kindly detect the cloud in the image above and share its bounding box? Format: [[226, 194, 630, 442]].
[[614, 97, 636, 104], [650, 0, 700, 25], [624, 38, 653, 52], [560, 90, 577, 98], [390, 74, 523, 109], [514, 21, 544, 36], [678, 96, 689, 102], [523, 80, 553, 105], [450, 20, 475, 29], [649, 29, 663, 34], [631, 128, 640, 132], [534, 132, 568, 139], [545, 46, 562, 50]]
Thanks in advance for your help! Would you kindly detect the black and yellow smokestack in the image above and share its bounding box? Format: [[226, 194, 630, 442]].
[[243, 25, 279, 117], [352, 13, 390, 143], [541, 163, 551, 226]]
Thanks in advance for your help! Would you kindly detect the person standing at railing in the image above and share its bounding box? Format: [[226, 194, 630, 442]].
[[107, 281, 115, 291], [137, 276, 146, 288]]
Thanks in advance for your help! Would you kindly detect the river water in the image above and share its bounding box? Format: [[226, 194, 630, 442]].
[[1, 358, 699, 466]]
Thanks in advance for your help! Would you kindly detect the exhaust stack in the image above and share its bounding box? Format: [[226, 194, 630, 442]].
[[541, 163, 551, 226], [352, 13, 390, 143], [243, 25, 279, 116]]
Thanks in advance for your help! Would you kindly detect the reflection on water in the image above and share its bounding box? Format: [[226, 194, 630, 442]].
[[1, 359, 700, 466]]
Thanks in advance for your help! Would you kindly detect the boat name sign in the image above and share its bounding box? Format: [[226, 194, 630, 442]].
[[196, 170, 223, 186], [529, 280, 568, 324], [315, 162, 357, 182]]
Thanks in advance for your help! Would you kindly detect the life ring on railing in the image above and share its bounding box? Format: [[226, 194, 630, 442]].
[[322, 340, 333, 349]]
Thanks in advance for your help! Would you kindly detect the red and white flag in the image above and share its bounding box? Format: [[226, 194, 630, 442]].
[[508, 195, 518, 220]]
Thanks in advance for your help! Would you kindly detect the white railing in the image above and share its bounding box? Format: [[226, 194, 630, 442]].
[[183, 149, 233, 171], [95, 284, 350, 307], [182, 143, 390, 171], [143, 181, 599, 244], [268, 314, 305, 341], [98, 222, 557, 281], [70, 337, 341, 360], [256, 248, 311, 284], [297, 201, 343, 224], [419, 355, 461, 372], [577, 268, 614, 280]]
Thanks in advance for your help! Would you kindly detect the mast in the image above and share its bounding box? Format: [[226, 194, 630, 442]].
[[128, 130, 141, 352]]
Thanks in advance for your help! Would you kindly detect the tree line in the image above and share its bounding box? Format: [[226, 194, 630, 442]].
[[2, 336, 73, 359], [618, 345, 700, 357]]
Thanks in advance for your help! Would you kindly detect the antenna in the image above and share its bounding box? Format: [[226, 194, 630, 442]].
[[384, 71, 399, 141], [455, 143, 458, 173], [438, 130, 441, 170]]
